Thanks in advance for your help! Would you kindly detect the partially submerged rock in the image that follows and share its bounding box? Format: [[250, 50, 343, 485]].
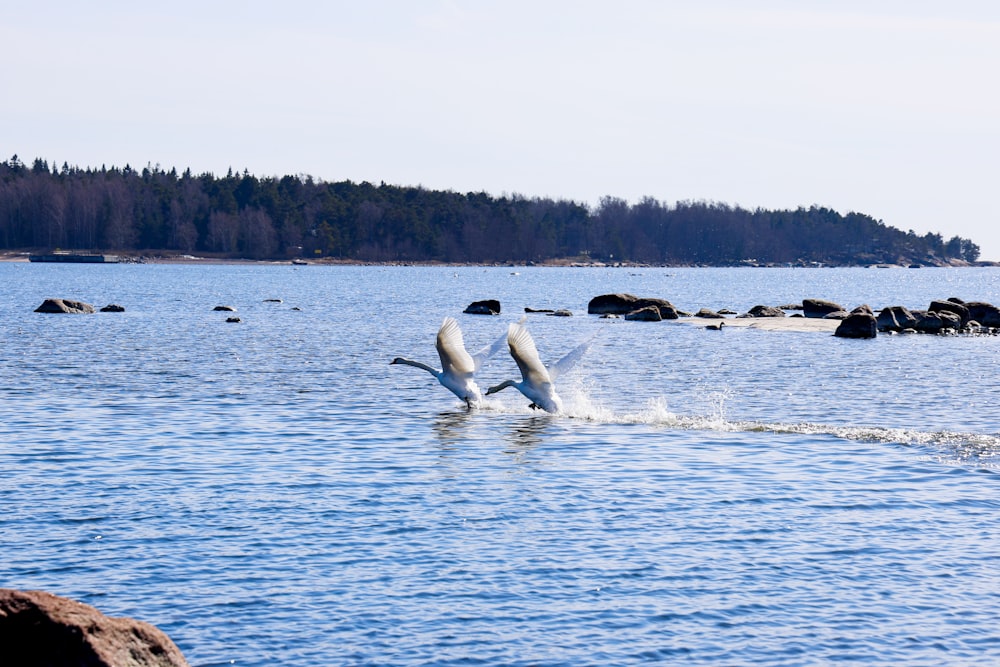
[[34, 298, 95, 314], [213, 305, 236, 312], [803, 298, 845, 318], [464, 299, 500, 315], [0, 588, 190, 667], [835, 313, 877, 338], [100, 304, 125, 313], [739, 305, 785, 318], [624, 306, 662, 321]]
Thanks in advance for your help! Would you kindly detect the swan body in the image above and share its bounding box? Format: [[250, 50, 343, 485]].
[[486, 322, 593, 413], [391, 317, 508, 408]]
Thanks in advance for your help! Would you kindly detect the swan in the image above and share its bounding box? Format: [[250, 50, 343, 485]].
[[485, 322, 594, 413], [391, 317, 509, 408]]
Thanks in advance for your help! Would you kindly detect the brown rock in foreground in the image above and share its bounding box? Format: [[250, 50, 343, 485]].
[[0, 589, 190, 667]]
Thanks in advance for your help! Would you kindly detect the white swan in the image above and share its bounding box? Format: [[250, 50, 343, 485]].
[[391, 317, 509, 408], [485, 322, 594, 413]]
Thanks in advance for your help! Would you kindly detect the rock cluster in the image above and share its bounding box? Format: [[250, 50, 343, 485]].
[[0, 588, 190, 667], [587, 293, 679, 320], [582, 293, 1000, 339]]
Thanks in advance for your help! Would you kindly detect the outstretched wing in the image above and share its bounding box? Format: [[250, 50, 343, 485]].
[[507, 322, 551, 386], [470, 315, 527, 372], [436, 317, 476, 377], [548, 330, 598, 380]]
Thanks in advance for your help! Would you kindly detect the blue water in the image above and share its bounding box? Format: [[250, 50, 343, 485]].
[[2, 263, 999, 666]]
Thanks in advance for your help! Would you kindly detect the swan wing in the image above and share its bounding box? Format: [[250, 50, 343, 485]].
[[548, 330, 597, 381], [470, 315, 527, 371], [436, 317, 476, 377], [507, 322, 551, 386]]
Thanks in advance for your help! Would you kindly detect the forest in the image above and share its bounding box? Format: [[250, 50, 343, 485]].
[[0, 155, 981, 266]]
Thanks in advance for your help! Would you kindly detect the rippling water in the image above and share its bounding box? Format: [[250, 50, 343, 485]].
[[2, 263, 999, 665]]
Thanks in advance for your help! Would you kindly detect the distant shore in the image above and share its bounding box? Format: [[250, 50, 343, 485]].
[[2, 251, 997, 268]]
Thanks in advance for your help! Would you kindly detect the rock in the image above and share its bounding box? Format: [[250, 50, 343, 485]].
[[226, 316, 242, 323], [779, 303, 803, 311], [588, 293, 639, 314], [835, 313, 877, 338], [694, 308, 725, 319], [599, 313, 621, 319], [463, 299, 500, 315], [740, 305, 785, 318], [34, 298, 95, 314], [524, 307, 554, 313], [264, 298, 283, 303], [851, 304, 874, 316], [929, 299, 969, 327], [633, 298, 678, 320], [877, 306, 917, 332], [803, 298, 845, 318], [100, 304, 125, 313], [936, 310, 962, 330], [548, 309, 573, 317], [912, 310, 944, 334], [947, 296, 966, 304], [964, 302, 1000, 327], [213, 305, 236, 312], [823, 310, 850, 320], [0, 588, 190, 667], [625, 306, 662, 321], [718, 308, 738, 315]]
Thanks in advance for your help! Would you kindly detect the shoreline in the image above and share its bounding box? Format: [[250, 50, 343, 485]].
[[2, 252, 997, 268]]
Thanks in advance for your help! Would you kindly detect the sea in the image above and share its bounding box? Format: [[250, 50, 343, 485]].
[[1, 262, 999, 666]]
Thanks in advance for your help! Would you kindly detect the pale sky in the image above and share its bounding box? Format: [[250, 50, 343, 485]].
[[4, 1, 999, 259]]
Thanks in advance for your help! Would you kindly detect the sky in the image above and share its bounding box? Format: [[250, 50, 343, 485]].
[[4, 1, 999, 259]]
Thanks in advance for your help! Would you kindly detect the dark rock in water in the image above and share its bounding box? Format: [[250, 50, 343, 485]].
[[588, 293, 678, 319], [213, 305, 237, 312], [226, 316, 242, 323], [779, 303, 803, 311], [912, 310, 944, 334], [823, 310, 850, 320], [947, 296, 966, 305], [100, 304, 125, 313], [694, 308, 725, 319], [803, 298, 845, 318], [851, 304, 874, 316], [718, 308, 738, 315], [633, 298, 678, 320], [877, 306, 917, 332], [965, 301, 1000, 327], [264, 298, 283, 303], [835, 313, 877, 338], [936, 310, 962, 330], [588, 293, 639, 314], [524, 307, 555, 313], [548, 309, 573, 317], [740, 305, 785, 318], [929, 299, 969, 327], [35, 298, 95, 314], [625, 306, 662, 321], [464, 299, 500, 315], [0, 588, 191, 667]]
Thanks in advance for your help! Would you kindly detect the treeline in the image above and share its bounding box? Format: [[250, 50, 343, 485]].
[[0, 156, 980, 265]]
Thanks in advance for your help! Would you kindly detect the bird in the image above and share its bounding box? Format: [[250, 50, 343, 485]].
[[485, 322, 594, 413], [391, 317, 509, 408], [705, 321, 725, 330]]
